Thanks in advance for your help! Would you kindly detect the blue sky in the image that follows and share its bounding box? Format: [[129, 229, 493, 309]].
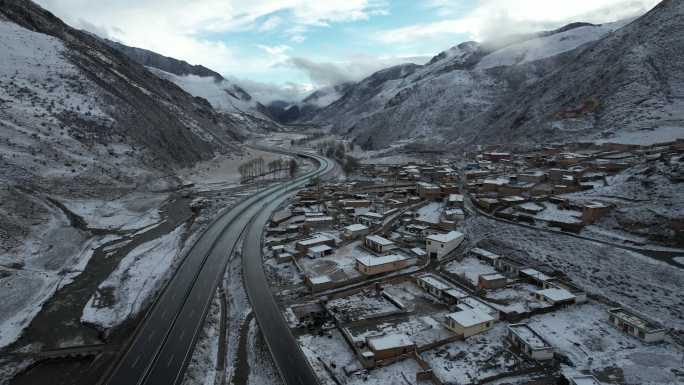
[[37, 0, 659, 100]]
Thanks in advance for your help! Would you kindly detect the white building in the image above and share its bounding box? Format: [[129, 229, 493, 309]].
[[355, 254, 409, 276], [445, 308, 495, 338], [307, 244, 334, 259], [365, 235, 397, 254], [426, 231, 464, 260], [607, 308, 666, 342], [343, 223, 370, 239], [507, 324, 554, 361]]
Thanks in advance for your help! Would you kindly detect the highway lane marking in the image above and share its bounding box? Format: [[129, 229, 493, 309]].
[[147, 330, 156, 342], [132, 355, 141, 368], [167, 354, 175, 367]]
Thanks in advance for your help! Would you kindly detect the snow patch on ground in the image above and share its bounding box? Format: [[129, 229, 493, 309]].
[[477, 21, 627, 70], [593, 126, 684, 145], [63, 194, 166, 231], [81, 224, 186, 330], [180, 292, 220, 385]]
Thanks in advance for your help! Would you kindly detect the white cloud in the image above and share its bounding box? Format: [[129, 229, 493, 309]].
[[376, 0, 660, 44], [285, 54, 430, 88], [258, 15, 282, 32], [34, 0, 390, 77]]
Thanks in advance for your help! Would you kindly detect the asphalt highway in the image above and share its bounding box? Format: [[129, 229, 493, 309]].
[[101, 150, 331, 385], [242, 154, 335, 385]]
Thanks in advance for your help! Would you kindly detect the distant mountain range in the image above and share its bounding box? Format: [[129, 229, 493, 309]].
[[301, 0, 683, 149]]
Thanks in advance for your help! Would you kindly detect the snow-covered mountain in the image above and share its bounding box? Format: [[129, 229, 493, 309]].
[[307, 0, 683, 149], [104, 40, 280, 129], [264, 83, 355, 124]]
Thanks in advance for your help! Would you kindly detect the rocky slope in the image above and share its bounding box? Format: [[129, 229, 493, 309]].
[[264, 83, 354, 125], [0, 0, 251, 358], [307, 0, 683, 150], [104, 39, 279, 128], [104, 39, 224, 80]]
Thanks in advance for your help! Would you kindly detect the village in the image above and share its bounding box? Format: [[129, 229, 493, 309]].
[[261, 138, 684, 385]]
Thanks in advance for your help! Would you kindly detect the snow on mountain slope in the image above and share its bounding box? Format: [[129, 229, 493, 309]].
[[476, 21, 628, 70], [147, 67, 273, 121], [308, 11, 678, 150], [468, 0, 684, 146], [0, 0, 245, 353]]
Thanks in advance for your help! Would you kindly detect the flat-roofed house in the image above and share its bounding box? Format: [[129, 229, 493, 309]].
[[307, 244, 334, 259], [445, 308, 495, 338], [607, 308, 666, 342], [426, 231, 464, 260], [582, 201, 611, 224], [470, 248, 501, 265], [542, 278, 587, 303], [507, 324, 554, 361], [357, 211, 384, 227], [343, 224, 370, 240], [365, 235, 397, 254], [295, 234, 335, 253], [568, 375, 603, 385], [447, 194, 464, 208], [478, 273, 507, 289], [367, 334, 415, 361], [532, 288, 576, 306], [417, 182, 441, 200], [304, 216, 333, 230], [416, 272, 449, 292], [355, 254, 409, 276], [445, 208, 465, 221], [494, 257, 526, 277]]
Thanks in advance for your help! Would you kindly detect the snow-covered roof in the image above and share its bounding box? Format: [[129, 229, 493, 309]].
[[297, 234, 332, 246], [366, 235, 394, 246], [535, 288, 576, 303], [470, 248, 500, 260], [411, 247, 426, 256], [417, 274, 451, 291], [480, 273, 506, 281], [508, 324, 551, 349], [355, 254, 407, 267], [309, 275, 332, 284], [309, 245, 333, 253], [344, 224, 369, 232], [447, 308, 494, 328], [570, 375, 602, 385], [427, 231, 464, 243], [448, 194, 464, 202], [520, 268, 552, 282], [305, 216, 333, 222], [360, 212, 383, 219], [368, 334, 414, 351]]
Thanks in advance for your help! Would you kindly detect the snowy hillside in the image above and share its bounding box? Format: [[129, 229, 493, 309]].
[[308, 2, 683, 150], [476, 20, 628, 69], [147, 67, 274, 122], [0, 0, 243, 355]]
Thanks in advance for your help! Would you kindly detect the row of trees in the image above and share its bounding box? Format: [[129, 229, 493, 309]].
[[238, 157, 298, 183], [317, 140, 360, 174]]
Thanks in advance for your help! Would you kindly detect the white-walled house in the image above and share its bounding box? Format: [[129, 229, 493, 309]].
[[445, 308, 495, 338], [426, 231, 464, 260], [507, 324, 554, 361], [607, 308, 666, 342], [343, 223, 370, 239], [365, 235, 397, 254]]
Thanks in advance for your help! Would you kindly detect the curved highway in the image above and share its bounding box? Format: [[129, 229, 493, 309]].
[[242, 153, 334, 385], [101, 149, 332, 385]]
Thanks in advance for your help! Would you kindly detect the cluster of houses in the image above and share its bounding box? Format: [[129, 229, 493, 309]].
[[265, 177, 470, 292], [269, 141, 682, 385], [464, 141, 684, 233]]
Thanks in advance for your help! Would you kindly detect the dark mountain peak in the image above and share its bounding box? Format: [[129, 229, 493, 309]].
[[103, 39, 224, 81]]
